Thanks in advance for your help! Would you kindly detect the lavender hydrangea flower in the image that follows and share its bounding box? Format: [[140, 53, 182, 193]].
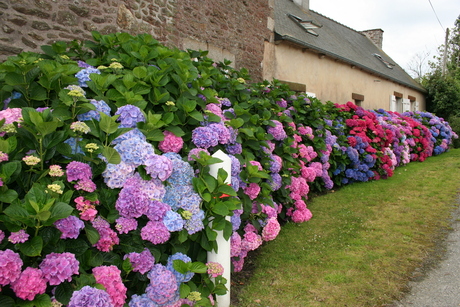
[[68, 286, 113, 307], [129, 294, 154, 307], [54, 215, 85, 239], [124, 249, 155, 275], [115, 104, 145, 128], [114, 137, 155, 167], [66, 161, 92, 182], [188, 148, 210, 161], [115, 217, 138, 234], [144, 154, 173, 181], [191, 126, 219, 149], [39, 252, 79, 285], [112, 128, 146, 145], [208, 123, 231, 144], [145, 200, 171, 221], [116, 174, 151, 218], [267, 120, 287, 141], [184, 210, 205, 235], [226, 142, 242, 155], [166, 252, 194, 283]]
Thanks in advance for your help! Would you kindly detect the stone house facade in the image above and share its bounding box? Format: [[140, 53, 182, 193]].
[[0, 0, 273, 82]]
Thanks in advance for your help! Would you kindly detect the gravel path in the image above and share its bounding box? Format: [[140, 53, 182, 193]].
[[392, 205, 460, 307]]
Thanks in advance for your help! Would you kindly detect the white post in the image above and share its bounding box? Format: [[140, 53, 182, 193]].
[[207, 150, 231, 307]]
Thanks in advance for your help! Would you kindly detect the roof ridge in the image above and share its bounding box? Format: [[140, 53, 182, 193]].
[[309, 9, 369, 38]]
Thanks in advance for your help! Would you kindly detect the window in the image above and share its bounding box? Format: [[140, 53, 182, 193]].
[[408, 95, 418, 111], [288, 14, 322, 36], [373, 53, 395, 69], [393, 91, 403, 113], [352, 93, 364, 107]]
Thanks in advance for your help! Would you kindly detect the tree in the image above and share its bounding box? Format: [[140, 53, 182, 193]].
[[406, 49, 432, 82], [422, 15, 460, 120]]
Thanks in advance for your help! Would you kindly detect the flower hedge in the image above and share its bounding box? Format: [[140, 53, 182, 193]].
[[0, 32, 457, 306]]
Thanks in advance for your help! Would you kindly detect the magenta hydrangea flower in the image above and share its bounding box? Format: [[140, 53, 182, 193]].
[[9, 229, 29, 244], [146, 264, 178, 305], [54, 215, 85, 239], [261, 217, 281, 241], [68, 286, 113, 307], [230, 232, 242, 258], [291, 207, 313, 223], [0, 249, 23, 286], [141, 221, 170, 245], [124, 248, 155, 274], [75, 196, 98, 222], [158, 130, 184, 153], [206, 262, 224, 278], [0, 108, 22, 136], [93, 265, 127, 307], [11, 267, 47, 301], [40, 252, 80, 285], [0, 230, 4, 243], [66, 161, 92, 182]]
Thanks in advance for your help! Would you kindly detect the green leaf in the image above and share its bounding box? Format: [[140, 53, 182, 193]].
[[0, 295, 14, 307], [144, 129, 165, 141], [3, 202, 29, 222], [229, 118, 245, 128], [202, 193, 212, 202], [217, 184, 237, 197], [99, 113, 120, 134], [48, 202, 73, 224], [173, 259, 190, 274], [36, 210, 51, 222], [190, 262, 207, 273], [189, 110, 204, 122], [211, 202, 229, 216], [203, 175, 217, 193], [133, 66, 147, 79], [36, 121, 59, 136], [223, 220, 233, 240], [179, 283, 191, 298], [55, 282, 73, 305], [29, 294, 51, 307], [206, 227, 218, 241], [162, 112, 174, 124], [85, 225, 100, 245], [29, 82, 48, 101], [166, 126, 185, 137], [19, 236, 43, 257], [122, 257, 133, 273], [102, 146, 121, 164], [0, 189, 18, 203]]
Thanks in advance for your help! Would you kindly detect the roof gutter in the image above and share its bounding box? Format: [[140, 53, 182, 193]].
[[275, 33, 427, 93]]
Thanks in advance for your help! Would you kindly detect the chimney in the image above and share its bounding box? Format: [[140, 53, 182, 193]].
[[292, 0, 309, 11], [361, 29, 384, 49]]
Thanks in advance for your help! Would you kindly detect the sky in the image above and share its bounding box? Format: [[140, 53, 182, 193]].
[[309, 0, 460, 76]]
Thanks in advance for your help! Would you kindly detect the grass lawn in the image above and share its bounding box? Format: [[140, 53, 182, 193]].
[[231, 148, 460, 307]]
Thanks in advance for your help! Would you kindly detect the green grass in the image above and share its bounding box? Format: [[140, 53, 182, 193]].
[[231, 149, 460, 307]]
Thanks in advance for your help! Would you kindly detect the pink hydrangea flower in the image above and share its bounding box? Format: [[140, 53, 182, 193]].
[[124, 248, 155, 274], [158, 130, 184, 153], [0, 249, 23, 286], [206, 262, 224, 278], [93, 265, 127, 307], [262, 217, 281, 241], [243, 183, 260, 200], [11, 267, 47, 301], [0, 151, 8, 162], [75, 196, 98, 221], [9, 229, 29, 244], [230, 232, 242, 258]]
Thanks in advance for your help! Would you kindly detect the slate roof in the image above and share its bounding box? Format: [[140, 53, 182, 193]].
[[274, 0, 426, 92]]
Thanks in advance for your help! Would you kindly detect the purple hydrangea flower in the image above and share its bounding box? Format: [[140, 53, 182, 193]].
[[145, 200, 171, 221], [39, 252, 79, 285], [66, 161, 92, 182], [166, 252, 194, 283], [146, 264, 178, 305], [129, 294, 154, 307], [115, 217, 138, 234], [0, 249, 23, 286], [209, 122, 231, 144], [184, 210, 205, 235], [115, 104, 145, 128], [116, 174, 151, 218], [267, 120, 287, 141], [124, 249, 155, 275], [54, 215, 85, 239], [226, 143, 242, 155], [68, 286, 113, 307], [191, 126, 219, 149], [188, 148, 210, 161]]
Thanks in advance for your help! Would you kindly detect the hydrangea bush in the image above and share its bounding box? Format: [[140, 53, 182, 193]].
[[0, 32, 457, 306]]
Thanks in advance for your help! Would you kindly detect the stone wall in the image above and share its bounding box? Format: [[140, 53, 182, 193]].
[[0, 0, 272, 81]]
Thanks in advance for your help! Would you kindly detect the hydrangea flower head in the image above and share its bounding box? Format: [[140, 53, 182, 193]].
[[68, 286, 113, 307], [166, 252, 194, 283], [146, 264, 178, 305], [0, 249, 23, 285], [206, 262, 224, 278], [93, 265, 127, 307], [124, 248, 155, 274], [40, 252, 79, 285], [191, 126, 219, 149], [11, 267, 47, 301], [158, 130, 184, 153], [9, 229, 29, 244], [54, 215, 85, 239], [115, 105, 145, 128], [66, 161, 92, 182]]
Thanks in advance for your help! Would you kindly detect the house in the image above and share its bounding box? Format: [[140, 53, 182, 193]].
[[263, 0, 426, 111]]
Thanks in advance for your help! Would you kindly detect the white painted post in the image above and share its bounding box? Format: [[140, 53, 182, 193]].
[[207, 150, 231, 307]]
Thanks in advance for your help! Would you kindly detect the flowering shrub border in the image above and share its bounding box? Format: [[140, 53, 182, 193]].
[[0, 32, 457, 306]]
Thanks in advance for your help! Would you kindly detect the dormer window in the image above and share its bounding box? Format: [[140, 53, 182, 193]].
[[373, 53, 395, 69], [288, 14, 322, 36]]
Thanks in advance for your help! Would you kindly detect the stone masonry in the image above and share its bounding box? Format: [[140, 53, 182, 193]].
[[0, 0, 272, 81]]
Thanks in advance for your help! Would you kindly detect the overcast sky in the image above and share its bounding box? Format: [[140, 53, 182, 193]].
[[309, 0, 460, 75]]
